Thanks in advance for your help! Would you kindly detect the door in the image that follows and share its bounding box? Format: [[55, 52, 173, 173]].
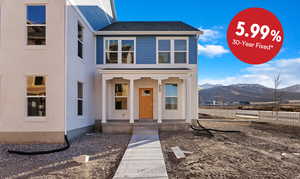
[[139, 88, 153, 119]]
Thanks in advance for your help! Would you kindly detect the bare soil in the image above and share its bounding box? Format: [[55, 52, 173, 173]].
[[0, 134, 130, 179], [160, 121, 300, 179]]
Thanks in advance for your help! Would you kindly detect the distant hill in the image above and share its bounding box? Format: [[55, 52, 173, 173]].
[[199, 84, 300, 105], [199, 83, 223, 90], [281, 85, 300, 93]]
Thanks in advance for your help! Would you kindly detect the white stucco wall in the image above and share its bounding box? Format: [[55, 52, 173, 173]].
[[0, 0, 65, 132], [65, 2, 96, 131]]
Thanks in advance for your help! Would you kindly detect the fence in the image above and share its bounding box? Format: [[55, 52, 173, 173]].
[[199, 108, 300, 125]]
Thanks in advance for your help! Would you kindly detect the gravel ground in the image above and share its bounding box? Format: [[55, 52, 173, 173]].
[[0, 133, 130, 179], [160, 121, 300, 179]]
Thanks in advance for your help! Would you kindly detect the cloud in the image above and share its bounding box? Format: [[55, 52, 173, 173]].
[[199, 58, 300, 88], [198, 44, 229, 57], [198, 27, 221, 42]]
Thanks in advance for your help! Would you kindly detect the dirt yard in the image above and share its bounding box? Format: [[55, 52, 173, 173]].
[[160, 121, 300, 179], [0, 134, 130, 179]]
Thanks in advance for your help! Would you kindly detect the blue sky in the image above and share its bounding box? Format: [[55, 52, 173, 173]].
[[115, 0, 300, 88]]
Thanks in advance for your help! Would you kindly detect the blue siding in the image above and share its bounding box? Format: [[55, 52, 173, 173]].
[[136, 36, 156, 64], [96, 36, 103, 64], [96, 35, 198, 64], [189, 36, 198, 64]]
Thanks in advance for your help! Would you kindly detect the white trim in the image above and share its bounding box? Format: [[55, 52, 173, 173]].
[[103, 37, 136, 64], [156, 37, 189, 64], [110, 0, 117, 19], [99, 0, 111, 24], [64, 1, 68, 135], [95, 31, 202, 35], [67, 0, 94, 32]]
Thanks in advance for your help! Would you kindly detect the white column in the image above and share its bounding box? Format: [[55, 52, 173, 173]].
[[129, 79, 134, 124], [157, 79, 162, 123], [102, 77, 107, 123], [186, 77, 192, 123]]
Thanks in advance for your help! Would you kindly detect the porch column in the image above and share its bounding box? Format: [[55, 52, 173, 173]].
[[102, 77, 107, 123], [129, 79, 134, 124], [157, 79, 162, 123], [186, 77, 192, 123]]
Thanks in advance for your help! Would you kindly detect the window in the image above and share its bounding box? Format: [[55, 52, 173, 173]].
[[165, 84, 178, 110], [158, 40, 171, 63], [104, 38, 135, 64], [78, 22, 84, 58], [77, 82, 83, 116], [174, 40, 188, 63], [157, 38, 188, 64], [27, 76, 46, 117], [115, 83, 128, 110], [26, 5, 46, 45]]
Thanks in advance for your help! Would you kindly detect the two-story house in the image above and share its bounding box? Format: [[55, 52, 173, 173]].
[[0, 0, 201, 143]]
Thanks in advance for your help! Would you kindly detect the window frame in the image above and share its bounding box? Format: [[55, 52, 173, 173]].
[[25, 75, 47, 120], [77, 21, 84, 59], [103, 37, 136, 64], [25, 4, 47, 47], [156, 37, 189, 64], [77, 81, 83, 116], [114, 83, 128, 111], [164, 83, 179, 110]]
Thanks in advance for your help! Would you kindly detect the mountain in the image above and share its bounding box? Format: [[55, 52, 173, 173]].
[[281, 85, 300, 93], [199, 84, 300, 105], [199, 83, 223, 90]]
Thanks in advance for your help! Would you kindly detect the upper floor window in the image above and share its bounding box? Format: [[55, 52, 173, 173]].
[[104, 38, 135, 64], [26, 5, 46, 45], [157, 38, 188, 64], [78, 22, 84, 59]]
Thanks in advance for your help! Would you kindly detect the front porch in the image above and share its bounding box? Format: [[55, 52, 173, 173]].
[[96, 68, 195, 126], [96, 120, 190, 133]]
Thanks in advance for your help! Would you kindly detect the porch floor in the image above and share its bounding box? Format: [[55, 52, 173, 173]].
[[113, 124, 168, 179], [97, 120, 190, 133]]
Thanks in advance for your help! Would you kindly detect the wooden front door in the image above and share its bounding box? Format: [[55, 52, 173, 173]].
[[139, 88, 153, 119]]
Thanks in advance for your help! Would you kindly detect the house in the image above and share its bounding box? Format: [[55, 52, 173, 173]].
[[0, 0, 202, 143]]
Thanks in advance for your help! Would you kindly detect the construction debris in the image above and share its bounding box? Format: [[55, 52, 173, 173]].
[[73, 155, 90, 163]]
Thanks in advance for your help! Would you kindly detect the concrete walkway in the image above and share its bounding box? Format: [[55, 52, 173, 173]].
[[113, 125, 169, 179]]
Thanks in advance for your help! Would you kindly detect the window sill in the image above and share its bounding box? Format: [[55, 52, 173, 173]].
[[25, 117, 47, 122], [78, 116, 85, 120], [25, 45, 47, 50], [77, 57, 85, 64]]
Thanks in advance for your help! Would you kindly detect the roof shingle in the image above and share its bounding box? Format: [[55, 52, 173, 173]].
[[98, 21, 201, 32]]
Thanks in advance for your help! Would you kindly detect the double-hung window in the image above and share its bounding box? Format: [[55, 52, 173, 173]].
[[165, 84, 178, 110], [104, 38, 135, 64], [26, 5, 46, 45], [27, 76, 46, 117], [77, 82, 83, 116], [115, 83, 128, 110], [157, 38, 188, 64], [78, 22, 84, 59]]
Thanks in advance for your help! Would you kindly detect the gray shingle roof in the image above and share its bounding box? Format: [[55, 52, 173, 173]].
[[98, 21, 201, 32]]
